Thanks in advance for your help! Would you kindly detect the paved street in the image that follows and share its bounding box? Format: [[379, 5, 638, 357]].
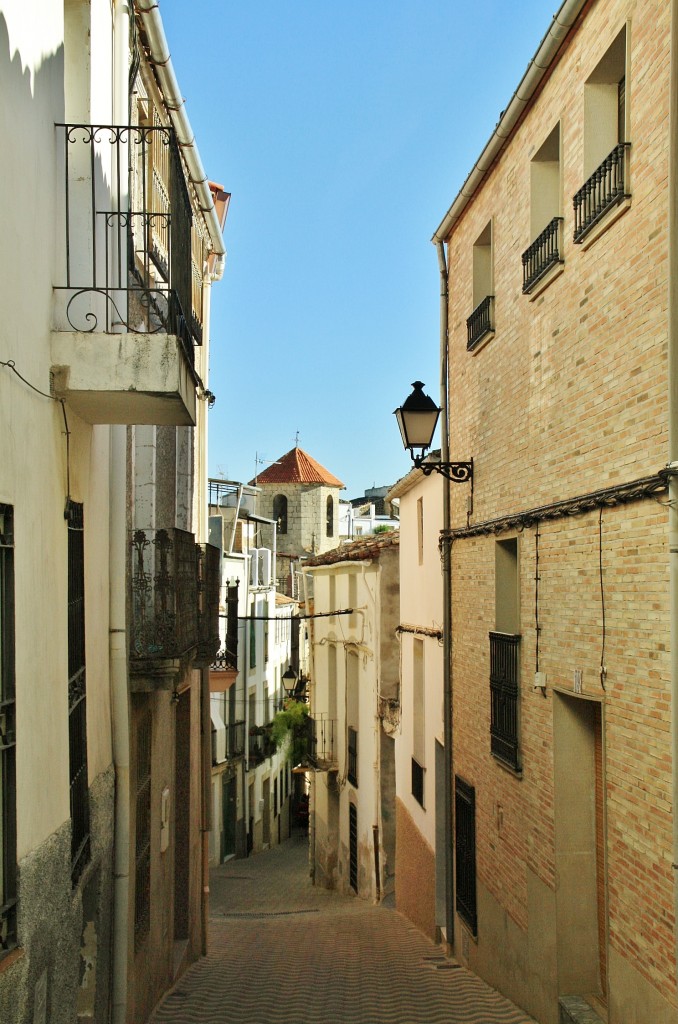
[[150, 831, 536, 1024]]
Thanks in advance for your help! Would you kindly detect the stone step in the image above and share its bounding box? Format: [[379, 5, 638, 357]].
[[559, 995, 605, 1024]]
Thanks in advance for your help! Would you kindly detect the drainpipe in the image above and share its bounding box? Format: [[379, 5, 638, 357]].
[[668, 0, 678, 987], [436, 239, 455, 952], [110, 5, 131, 1022]]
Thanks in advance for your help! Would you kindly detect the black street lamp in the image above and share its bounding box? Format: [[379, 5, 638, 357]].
[[394, 381, 473, 487], [282, 665, 297, 699]]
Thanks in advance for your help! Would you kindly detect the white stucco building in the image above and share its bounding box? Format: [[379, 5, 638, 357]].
[[0, 4, 225, 1022]]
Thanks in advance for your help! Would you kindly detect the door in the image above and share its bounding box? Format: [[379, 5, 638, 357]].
[[349, 802, 358, 893], [221, 775, 237, 860]]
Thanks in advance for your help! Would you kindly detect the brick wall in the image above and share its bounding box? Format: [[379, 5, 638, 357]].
[[442, 0, 675, 1014]]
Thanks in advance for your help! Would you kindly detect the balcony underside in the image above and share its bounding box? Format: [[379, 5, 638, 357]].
[[51, 331, 196, 425]]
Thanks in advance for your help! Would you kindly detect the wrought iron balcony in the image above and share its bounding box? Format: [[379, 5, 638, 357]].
[[306, 715, 337, 771], [522, 217, 563, 293], [196, 543, 221, 664], [573, 143, 630, 243], [489, 631, 521, 771], [466, 295, 494, 352], [51, 124, 207, 425], [130, 527, 198, 664]]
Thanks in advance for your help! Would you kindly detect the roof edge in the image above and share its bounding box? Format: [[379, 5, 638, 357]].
[[432, 0, 588, 243]]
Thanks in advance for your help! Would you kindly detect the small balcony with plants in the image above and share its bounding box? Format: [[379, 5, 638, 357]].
[[51, 123, 209, 425]]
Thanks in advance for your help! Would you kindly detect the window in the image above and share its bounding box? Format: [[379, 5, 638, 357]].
[[417, 497, 424, 565], [329, 575, 336, 624], [134, 706, 152, 947], [0, 505, 17, 956], [348, 574, 357, 630], [575, 26, 630, 242], [523, 124, 563, 293], [467, 221, 494, 351], [273, 494, 287, 535], [347, 727, 358, 787], [412, 639, 425, 807], [326, 496, 334, 538], [455, 776, 477, 935], [249, 607, 256, 671], [491, 539, 521, 770], [67, 501, 90, 884]]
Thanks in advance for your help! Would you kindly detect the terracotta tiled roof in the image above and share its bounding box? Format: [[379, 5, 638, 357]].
[[305, 530, 399, 567], [251, 447, 344, 487]]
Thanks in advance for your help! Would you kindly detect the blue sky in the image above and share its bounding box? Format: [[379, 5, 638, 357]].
[[159, 1, 553, 497]]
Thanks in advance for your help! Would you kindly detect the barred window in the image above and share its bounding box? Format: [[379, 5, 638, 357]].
[[67, 501, 90, 884], [0, 505, 17, 956]]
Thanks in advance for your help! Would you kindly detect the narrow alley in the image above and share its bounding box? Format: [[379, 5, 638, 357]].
[[150, 833, 536, 1024]]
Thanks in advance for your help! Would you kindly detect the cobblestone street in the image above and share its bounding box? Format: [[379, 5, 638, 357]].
[[150, 832, 536, 1024]]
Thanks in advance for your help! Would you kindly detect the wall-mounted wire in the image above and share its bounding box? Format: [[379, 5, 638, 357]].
[[1, 359, 72, 503], [599, 507, 607, 691]]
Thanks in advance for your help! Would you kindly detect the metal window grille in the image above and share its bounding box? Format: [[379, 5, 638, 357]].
[[134, 707, 152, 946], [67, 501, 90, 884], [349, 803, 358, 893], [455, 775, 477, 935], [411, 758, 425, 808], [347, 727, 358, 787], [466, 295, 494, 351], [0, 505, 17, 957], [489, 632, 521, 771]]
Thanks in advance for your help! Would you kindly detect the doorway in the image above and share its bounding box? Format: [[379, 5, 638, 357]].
[[554, 693, 607, 1005]]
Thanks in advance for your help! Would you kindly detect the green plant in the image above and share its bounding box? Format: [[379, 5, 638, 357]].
[[373, 524, 393, 534], [271, 699, 309, 766]]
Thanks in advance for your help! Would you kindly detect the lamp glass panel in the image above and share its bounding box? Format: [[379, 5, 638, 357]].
[[400, 408, 440, 449]]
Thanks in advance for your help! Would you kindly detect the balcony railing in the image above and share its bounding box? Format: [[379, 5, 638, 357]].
[[573, 143, 630, 243], [196, 543, 220, 663], [307, 716, 337, 770], [130, 527, 198, 660], [55, 123, 203, 367], [347, 726, 358, 787], [489, 632, 521, 771], [522, 217, 563, 293], [466, 295, 494, 352]]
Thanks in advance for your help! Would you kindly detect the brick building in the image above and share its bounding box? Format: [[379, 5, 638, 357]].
[[429, 1, 678, 1022]]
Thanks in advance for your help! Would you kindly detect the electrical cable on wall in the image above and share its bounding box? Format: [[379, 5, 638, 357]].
[[1, 359, 72, 502], [599, 507, 607, 691]]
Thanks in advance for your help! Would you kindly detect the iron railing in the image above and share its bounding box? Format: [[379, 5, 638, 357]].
[[466, 295, 494, 351], [455, 776, 477, 935], [573, 143, 630, 243], [489, 631, 521, 771], [307, 716, 337, 769], [522, 217, 563, 293], [130, 527, 198, 660], [196, 542, 220, 663], [55, 123, 203, 368], [347, 726, 358, 787]]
